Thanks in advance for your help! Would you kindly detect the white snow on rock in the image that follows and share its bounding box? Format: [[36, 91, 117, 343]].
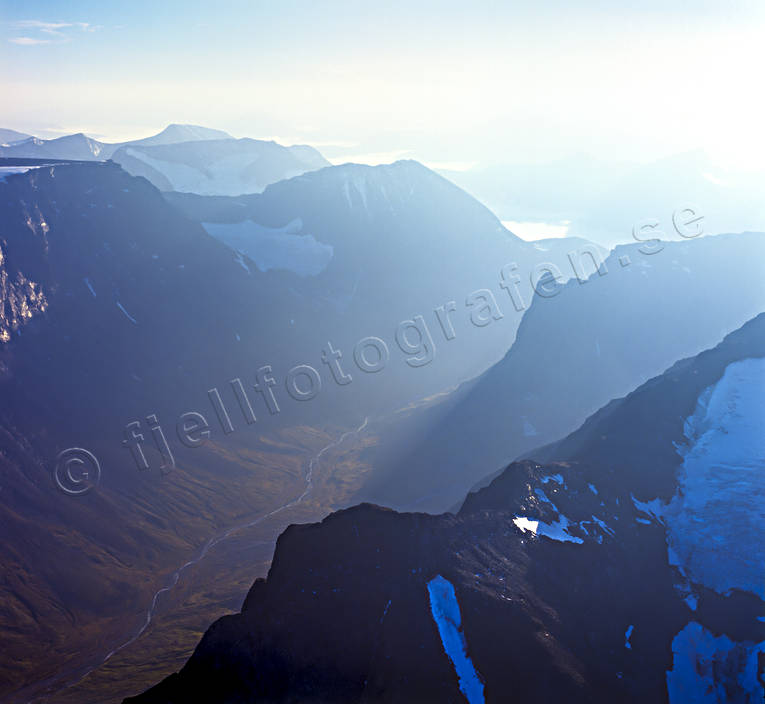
[[427, 575, 485, 704], [512, 487, 585, 543], [233, 251, 251, 273], [631, 495, 665, 525], [202, 220, 333, 277], [513, 515, 584, 544], [0, 165, 36, 182], [590, 515, 614, 537], [116, 302, 138, 325], [0, 164, 65, 181], [513, 517, 540, 534], [339, 172, 375, 212]]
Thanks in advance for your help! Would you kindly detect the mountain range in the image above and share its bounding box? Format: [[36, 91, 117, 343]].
[[0, 124, 232, 160], [0, 123, 762, 703], [0, 125, 330, 196], [355, 230, 765, 511], [0, 154, 604, 702], [110, 138, 330, 195], [125, 313, 765, 703]]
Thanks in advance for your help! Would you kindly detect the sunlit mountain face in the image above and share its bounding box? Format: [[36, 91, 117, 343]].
[[1, 3, 764, 703]]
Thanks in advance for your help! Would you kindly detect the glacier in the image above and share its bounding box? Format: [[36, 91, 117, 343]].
[[665, 357, 765, 703], [202, 220, 333, 277], [667, 622, 765, 703], [665, 357, 765, 599]]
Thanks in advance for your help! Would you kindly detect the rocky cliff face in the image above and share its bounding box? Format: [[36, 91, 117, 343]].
[[126, 314, 765, 703], [0, 241, 47, 343], [124, 464, 684, 703]]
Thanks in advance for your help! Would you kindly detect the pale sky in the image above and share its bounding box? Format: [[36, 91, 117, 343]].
[[2, 0, 764, 169]]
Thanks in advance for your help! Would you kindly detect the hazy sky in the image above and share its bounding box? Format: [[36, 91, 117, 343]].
[[2, 0, 764, 168]]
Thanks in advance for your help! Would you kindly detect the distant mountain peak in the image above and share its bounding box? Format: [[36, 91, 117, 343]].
[[0, 128, 33, 146], [147, 124, 234, 143], [277, 158, 476, 214]]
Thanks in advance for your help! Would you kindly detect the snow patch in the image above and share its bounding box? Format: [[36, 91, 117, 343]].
[[631, 496, 665, 525], [427, 575, 485, 704], [116, 302, 138, 325], [513, 517, 539, 534], [514, 515, 584, 544], [590, 515, 615, 537], [233, 251, 250, 273], [0, 165, 38, 182]]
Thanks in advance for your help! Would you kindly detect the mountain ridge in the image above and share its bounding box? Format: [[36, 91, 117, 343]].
[[123, 313, 765, 703]]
